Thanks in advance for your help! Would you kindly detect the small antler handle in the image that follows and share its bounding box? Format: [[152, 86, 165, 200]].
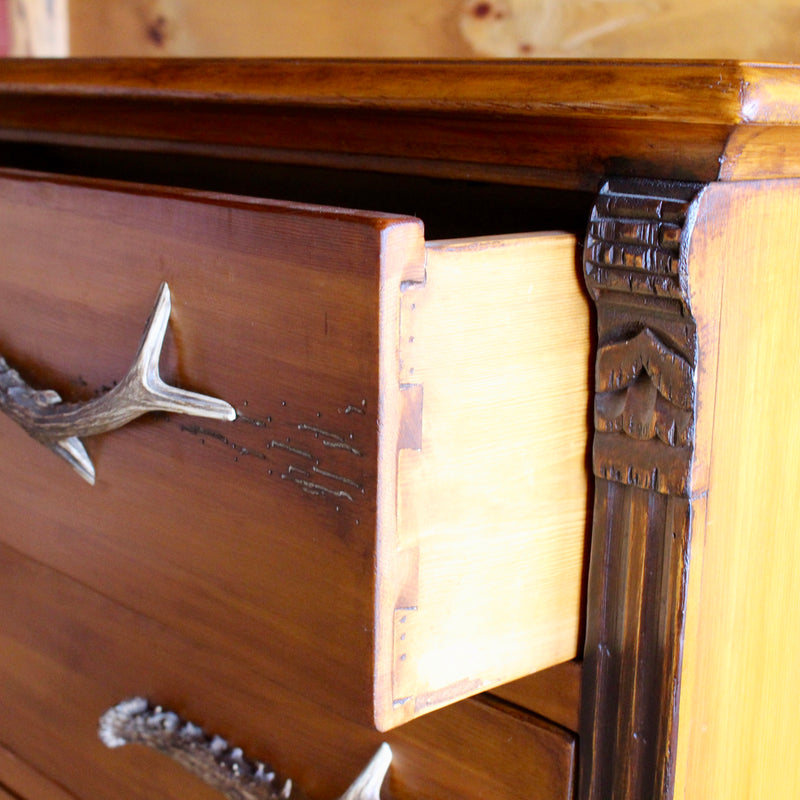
[[99, 698, 392, 800], [0, 283, 235, 484]]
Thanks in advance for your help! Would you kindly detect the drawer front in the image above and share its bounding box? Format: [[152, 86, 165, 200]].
[[0, 169, 419, 727], [0, 169, 588, 734], [0, 543, 576, 800]]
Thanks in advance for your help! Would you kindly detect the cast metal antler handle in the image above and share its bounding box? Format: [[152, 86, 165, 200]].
[[0, 283, 235, 484], [99, 698, 392, 800]]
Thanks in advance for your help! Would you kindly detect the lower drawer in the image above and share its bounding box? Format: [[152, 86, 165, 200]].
[[0, 543, 576, 799], [0, 744, 77, 800]]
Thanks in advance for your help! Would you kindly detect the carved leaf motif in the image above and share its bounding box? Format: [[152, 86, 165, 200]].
[[597, 328, 693, 409], [595, 328, 693, 447], [596, 381, 693, 446]]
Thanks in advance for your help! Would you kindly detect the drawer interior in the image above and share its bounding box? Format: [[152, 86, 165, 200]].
[[0, 139, 596, 240]]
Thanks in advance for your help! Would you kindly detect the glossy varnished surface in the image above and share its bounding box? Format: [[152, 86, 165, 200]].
[[674, 179, 800, 799], [1, 60, 800, 189], [0, 542, 577, 800], [0, 164, 588, 752], [0, 167, 421, 729], [2, 59, 799, 121]]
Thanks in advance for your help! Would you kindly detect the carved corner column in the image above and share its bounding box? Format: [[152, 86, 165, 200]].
[[579, 179, 704, 800]]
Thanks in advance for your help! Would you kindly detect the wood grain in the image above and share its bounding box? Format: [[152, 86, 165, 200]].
[[385, 232, 589, 727], [66, 0, 471, 58], [672, 179, 800, 799], [0, 168, 587, 733], [459, 0, 800, 60], [0, 542, 576, 800], [0, 59, 775, 122], [0, 744, 79, 800], [490, 660, 581, 733], [1, 60, 800, 190], [0, 168, 422, 729], [14, 0, 800, 61], [582, 175, 800, 800], [580, 179, 702, 800]]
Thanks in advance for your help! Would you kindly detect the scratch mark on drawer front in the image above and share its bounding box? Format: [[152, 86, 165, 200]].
[[179, 400, 369, 511]]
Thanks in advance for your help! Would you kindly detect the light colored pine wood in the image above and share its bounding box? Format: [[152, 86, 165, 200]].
[[13, 0, 800, 60], [459, 0, 800, 59], [378, 232, 589, 727], [66, 0, 471, 57], [673, 179, 800, 799], [0, 0, 9, 56], [8, 0, 67, 55]]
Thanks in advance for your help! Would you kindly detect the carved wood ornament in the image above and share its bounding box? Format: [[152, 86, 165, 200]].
[[580, 178, 703, 799]]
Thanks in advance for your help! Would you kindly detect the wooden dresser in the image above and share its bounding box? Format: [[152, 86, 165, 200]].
[[0, 60, 799, 800]]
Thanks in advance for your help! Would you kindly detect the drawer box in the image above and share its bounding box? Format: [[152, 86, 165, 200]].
[[0, 169, 589, 730]]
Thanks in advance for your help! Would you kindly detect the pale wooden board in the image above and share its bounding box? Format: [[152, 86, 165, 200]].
[[674, 179, 800, 798], [459, 0, 800, 59], [66, 0, 471, 57], [8, 0, 66, 55], [0, 0, 9, 56], [379, 232, 590, 727], [12, 0, 800, 60]]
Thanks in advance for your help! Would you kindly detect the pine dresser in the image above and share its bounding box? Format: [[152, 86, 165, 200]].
[[0, 60, 799, 800]]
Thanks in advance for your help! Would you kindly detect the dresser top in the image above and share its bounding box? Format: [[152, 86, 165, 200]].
[[0, 59, 798, 188]]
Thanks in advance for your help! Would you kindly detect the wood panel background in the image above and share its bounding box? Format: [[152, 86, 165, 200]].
[[0, 1, 8, 56], [7, 0, 800, 60]]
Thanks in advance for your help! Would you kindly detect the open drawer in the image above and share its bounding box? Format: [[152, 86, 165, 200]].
[[0, 168, 589, 730]]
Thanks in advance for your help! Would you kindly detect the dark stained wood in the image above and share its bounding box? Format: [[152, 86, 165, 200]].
[[0, 165, 587, 740], [0, 283, 235, 485], [580, 179, 702, 799], [391, 696, 576, 800], [0, 59, 790, 122], [0, 60, 799, 190], [0, 167, 423, 730], [98, 698, 353, 800], [490, 661, 581, 734], [0, 542, 576, 800], [0, 744, 79, 800]]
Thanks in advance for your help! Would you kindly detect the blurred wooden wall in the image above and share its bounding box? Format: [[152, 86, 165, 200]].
[[6, 0, 800, 60], [0, 0, 8, 55]]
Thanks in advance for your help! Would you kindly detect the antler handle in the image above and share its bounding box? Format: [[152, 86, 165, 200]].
[[99, 698, 392, 800], [0, 283, 235, 484]]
